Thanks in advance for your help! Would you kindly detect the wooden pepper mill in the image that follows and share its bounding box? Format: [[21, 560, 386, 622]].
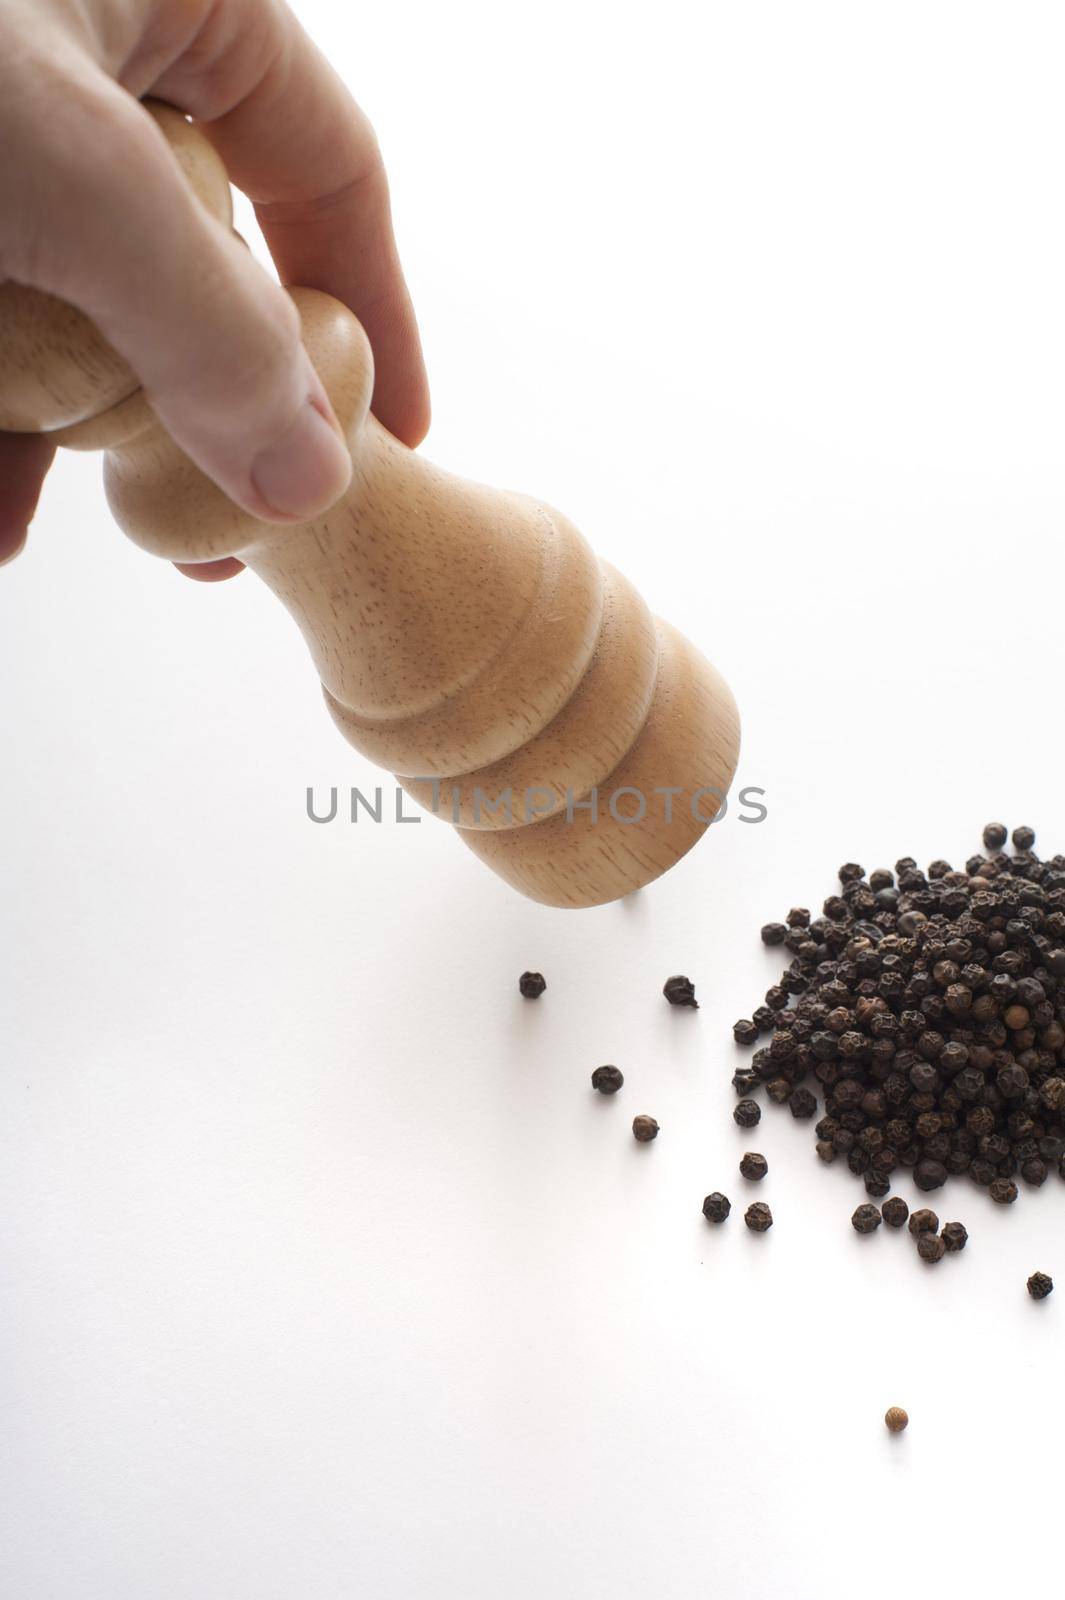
[[0, 103, 740, 908]]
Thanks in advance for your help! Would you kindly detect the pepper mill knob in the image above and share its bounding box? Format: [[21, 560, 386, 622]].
[[0, 102, 739, 908]]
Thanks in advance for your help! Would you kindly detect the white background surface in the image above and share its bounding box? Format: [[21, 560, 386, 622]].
[[3, 3, 1065, 1596]]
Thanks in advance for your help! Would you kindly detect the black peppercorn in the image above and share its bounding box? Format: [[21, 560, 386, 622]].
[[852, 1203, 882, 1233], [733, 1019, 759, 1046], [744, 1201, 773, 1232], [882, 1196, 909, 1228], [1027, 1271, 1053, 1299], [632, 1115, 659, 1143], [917, 1231, 947, 1264], [733, 1099, 761, 1129], [1012, 825, 1036, 851], [940, 1221, 968, 1251], [913, 1159, 948, 1192], [731, 1065, 759, 1097], [788, 1087, 818, 1119], [702, 1192, 731, 1223], [736, 825, 1065, 1245], [739, 1152, 768, 1181], [663, 975, 698, 1008], [591, 1065, 624, 1095], [761, 923, 787, 947], [908, 1208, 939, 1236]]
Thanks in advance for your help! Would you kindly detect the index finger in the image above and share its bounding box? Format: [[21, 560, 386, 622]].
[[151, 0, 430, 449]]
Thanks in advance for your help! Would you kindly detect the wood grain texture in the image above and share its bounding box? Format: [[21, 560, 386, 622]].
[[0, 103, 740, 907]]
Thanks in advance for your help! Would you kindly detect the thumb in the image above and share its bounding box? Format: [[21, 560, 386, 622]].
[[5, 72, 352, 523]]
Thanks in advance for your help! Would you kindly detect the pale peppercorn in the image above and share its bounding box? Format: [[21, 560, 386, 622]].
[[884, 1406, 909, 1433], [908, 1208, 939, 1237]]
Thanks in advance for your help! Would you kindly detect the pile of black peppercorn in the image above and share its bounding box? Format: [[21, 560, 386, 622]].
[[730, 826, 1065, 1224]]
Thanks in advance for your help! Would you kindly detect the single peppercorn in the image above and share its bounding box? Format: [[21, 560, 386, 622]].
[[591, 1065, 624, 1095], [1012, 825, 1036, 851], [632, 1115, 659, 1143], [989, 1177, 1018, 1204], [733, 1018, 759, 1046], [731, 1066, 759, 1097], [917, 1231, 947, 1264], [852, 1203, 882, 1234], [913, 1159, 948, 1191], [788, 1087, 818, 1119], [518, 971, 546, 999], [760, 922, 787, 947], [982, 823, 1008, 851], [744, 1201, 773, 1232], [882, 1196, 909, 1228], [908, 1208, 939, 1236], [1027, 1271, 1053, 1299], [733, 1099, 761, 1129], [885, 1406, 909, 1433], [941, 1221, 968, 1252], [702, 1192, 731, 1223], [663, 975, 698, 1008], [739, 1152, 768, 1181]]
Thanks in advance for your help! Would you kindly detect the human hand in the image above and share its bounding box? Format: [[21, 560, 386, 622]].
[[0, 0, 429, 579]]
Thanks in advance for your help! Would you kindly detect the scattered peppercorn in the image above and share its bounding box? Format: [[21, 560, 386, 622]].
[[733, 1018, 759, 1046], [852, 1203, 882, 1233], [518, 971, 546, 999], [1027, 1271, 1053, 1299], [983, 823, 1008, 851], [744, 1201, 773, 1232], [908, 1208, 939, 1236], [882, 1196, 910, 1228], [733, 1099, 761, 1129], [989, 1177, 1018, 1204], [884, 1406, 909, 1433], [1013, 825, 1036, 851], [632, 1115, 659, 1143], [916, 1231, 947, 1263], [702, 1192, 731, 1223], [761, 922, 787, 946], [740, 1152, 768, 1181], [591, 1065, 624, 1095], [941, 1221, 968, 1252], [663, 975, 698, 1008]]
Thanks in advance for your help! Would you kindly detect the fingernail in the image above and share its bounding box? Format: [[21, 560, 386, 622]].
[[250, 398, 352, 521]]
